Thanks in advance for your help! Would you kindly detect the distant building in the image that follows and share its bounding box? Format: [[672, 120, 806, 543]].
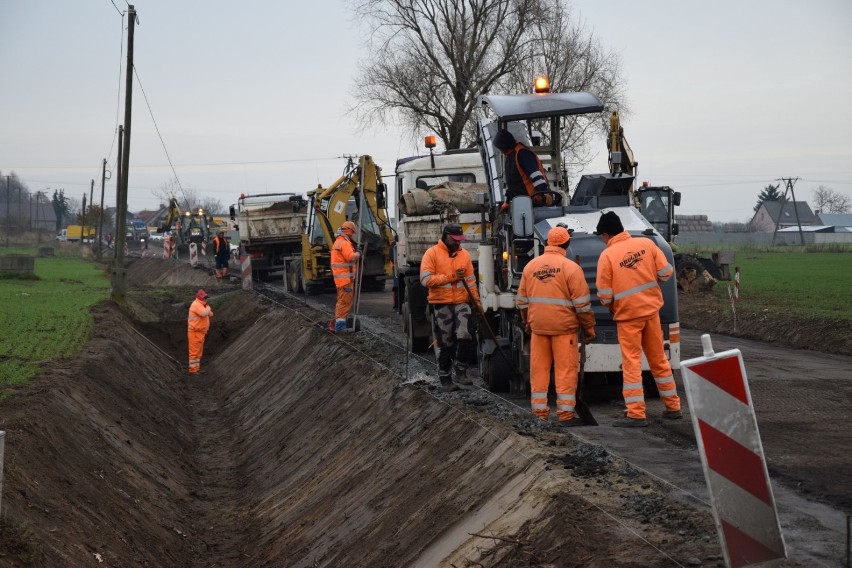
[[0, 193, 58, 231], [750, 201, 817, 232], [816, 212, 852, 228]]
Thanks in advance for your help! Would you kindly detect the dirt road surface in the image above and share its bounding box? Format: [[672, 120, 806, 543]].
[[0, 257, 848, 567]]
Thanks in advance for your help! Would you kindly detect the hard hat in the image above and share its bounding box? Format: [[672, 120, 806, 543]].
[[547, 226, 570, 246], [341, 221, 357, 234]]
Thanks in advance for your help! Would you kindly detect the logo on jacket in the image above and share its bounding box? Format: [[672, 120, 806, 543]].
[[533, 264, 560, 282], [619, 249, 646, 269]]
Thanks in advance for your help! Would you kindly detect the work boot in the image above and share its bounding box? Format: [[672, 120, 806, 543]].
[[663, 410, 683, 420], [555, 417, 584, 428], [334, 319, 347, 334], [454, 363, 472, 385], [328, 320, 336, 334], [439, 372, 458, 392], [613, 417, 649, 428]]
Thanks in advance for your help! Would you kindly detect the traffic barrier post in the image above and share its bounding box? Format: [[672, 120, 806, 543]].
[[240, 254, 252, 290], [682, 334, 786, 568], [189, 243, 198, 267]]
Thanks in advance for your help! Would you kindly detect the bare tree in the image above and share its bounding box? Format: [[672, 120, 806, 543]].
[[150, 178, 221, 214], [350, 0, 625, 157], [812, 185, 850, 214]]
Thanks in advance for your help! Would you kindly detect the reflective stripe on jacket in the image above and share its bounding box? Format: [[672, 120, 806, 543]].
[[595, 231, 673, 321], [516, 246, 593, 335], [420, 239, 480, 305], [331, 234, 359, 289], [187, 298, 213, 333]]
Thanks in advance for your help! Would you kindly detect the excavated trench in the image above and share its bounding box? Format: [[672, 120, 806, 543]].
[[0, 259, 729, 567]]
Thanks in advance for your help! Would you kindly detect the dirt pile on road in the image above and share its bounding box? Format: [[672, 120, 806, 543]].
[[0, 258, 729, 566]]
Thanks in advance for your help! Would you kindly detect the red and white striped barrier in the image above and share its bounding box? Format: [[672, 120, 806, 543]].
[[201, 240, 207, 257], [682, 335, 786, 568], [163, 237, 172, 259], [189, 243, 198, 267], [240, 254, 252, 290]]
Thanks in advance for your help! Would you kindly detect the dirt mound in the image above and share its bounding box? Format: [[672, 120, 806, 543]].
[[678, 293, 852, 356], [124, 256, 220, 288], [0, 259, 728, 566]]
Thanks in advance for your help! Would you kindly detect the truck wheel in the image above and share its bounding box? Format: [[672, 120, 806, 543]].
[[676, 259, 713, 293], [362, 277, 386, 292], [286, 261, 304, 293], [404, 302, 430, 352]]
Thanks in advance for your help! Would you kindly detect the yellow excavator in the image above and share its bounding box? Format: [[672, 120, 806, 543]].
[[286, 155, 395, 295], [158, 198, 212, 258]]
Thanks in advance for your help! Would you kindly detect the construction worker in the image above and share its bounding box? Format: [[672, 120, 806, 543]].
[[493, 129, 550, 204], [420, 223, 480, 391], [594, 211, 682, 427], [516, 226, 596, 426], [330, 221, 361, 333], [213, 231, 230, 282], [187, 289, 213, 375]]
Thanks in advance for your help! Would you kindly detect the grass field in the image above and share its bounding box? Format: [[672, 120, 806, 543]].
[[0, 249, 110, 391], [704, 250, 852, 319]]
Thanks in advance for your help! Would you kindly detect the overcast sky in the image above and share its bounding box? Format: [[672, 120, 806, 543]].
[[1, 0, 850, 223]]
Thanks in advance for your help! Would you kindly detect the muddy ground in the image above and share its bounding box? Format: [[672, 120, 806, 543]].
[[0, 258, 846, 566]]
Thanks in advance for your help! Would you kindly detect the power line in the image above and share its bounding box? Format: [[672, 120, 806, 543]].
[[132, 64, 189, 207]]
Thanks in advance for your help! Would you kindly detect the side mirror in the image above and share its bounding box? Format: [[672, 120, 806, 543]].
[[672, 223, 679, 236], [511, 196, 534, 237], [673, 192, 681, 207], [376, 183, 387, 208], [229, 205, 236, 220]]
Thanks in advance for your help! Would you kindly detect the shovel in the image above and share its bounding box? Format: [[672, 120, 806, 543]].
[[575, 329, 598, 426]]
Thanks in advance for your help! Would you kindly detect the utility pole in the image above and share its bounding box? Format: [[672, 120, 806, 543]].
[[111, 4, 136, 301], [81, 192, 87, 248], [98, 159, 108, 255], [4, 176, 9, 247], [771, 177, 804, 246]]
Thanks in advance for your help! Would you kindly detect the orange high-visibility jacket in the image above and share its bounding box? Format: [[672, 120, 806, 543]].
[[331, 234, 360, 289], [420, 239, 480, 305], [187, 298, 213, 333], [596, 231, 673, 321], [516, 246, 595, 335], [505, 142, 548, 199]]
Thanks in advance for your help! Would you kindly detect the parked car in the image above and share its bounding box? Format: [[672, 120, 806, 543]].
[[148, 232, 165, 243]]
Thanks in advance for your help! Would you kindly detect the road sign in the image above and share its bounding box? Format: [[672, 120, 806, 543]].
[[681, 334, 786, 568]]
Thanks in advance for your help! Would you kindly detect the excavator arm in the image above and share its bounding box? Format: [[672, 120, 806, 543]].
[[608, 111, 637, 177]]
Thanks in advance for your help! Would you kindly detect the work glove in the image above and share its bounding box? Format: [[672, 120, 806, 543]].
[[455, 268, 466, 281], [524, 321, 532, 335], [583, 329, 595, 344]]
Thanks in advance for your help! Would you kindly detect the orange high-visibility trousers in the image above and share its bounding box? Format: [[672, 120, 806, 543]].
[[529, 333, 580, 422], [617, 314, 681, 419], [335, 286, 354, 321], [188, 330, 206, 374]]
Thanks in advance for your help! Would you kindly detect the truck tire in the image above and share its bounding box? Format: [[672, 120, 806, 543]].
[[403, 299, 430, 352], [362, 277, 386, 292], [675, 258, 714, 293], [285, 261, 304, 293]]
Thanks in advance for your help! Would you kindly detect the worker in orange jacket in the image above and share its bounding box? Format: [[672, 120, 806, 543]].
[[187, 289, 213, 375], [420, 223, 480, 391], [213, 231, 230, 282], [516, 226, 596, 426], [330, 221, 361, 333], [595, 211, 682, 427]]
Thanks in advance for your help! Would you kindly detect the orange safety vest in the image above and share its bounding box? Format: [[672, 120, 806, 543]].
[[596, 231, 674, 321], [516, 246, 594, 335], [331, 234, 359, 288], [213, 235, 228, 257], [420, 239, 480, 305], [506, 142, 548, 197], [187, 298, 213, 333]]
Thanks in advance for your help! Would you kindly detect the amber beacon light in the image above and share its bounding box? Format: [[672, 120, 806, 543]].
[[534, 76, 550, 93], [424, 135, 437, 149]]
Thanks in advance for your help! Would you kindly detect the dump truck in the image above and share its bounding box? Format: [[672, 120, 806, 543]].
[[229, 193, 307, 281], [398, 82, 681, 398]]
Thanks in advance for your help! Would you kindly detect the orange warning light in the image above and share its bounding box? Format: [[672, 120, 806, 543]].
[[534, 76, 550, 93], [424, 135, 437, 149]]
